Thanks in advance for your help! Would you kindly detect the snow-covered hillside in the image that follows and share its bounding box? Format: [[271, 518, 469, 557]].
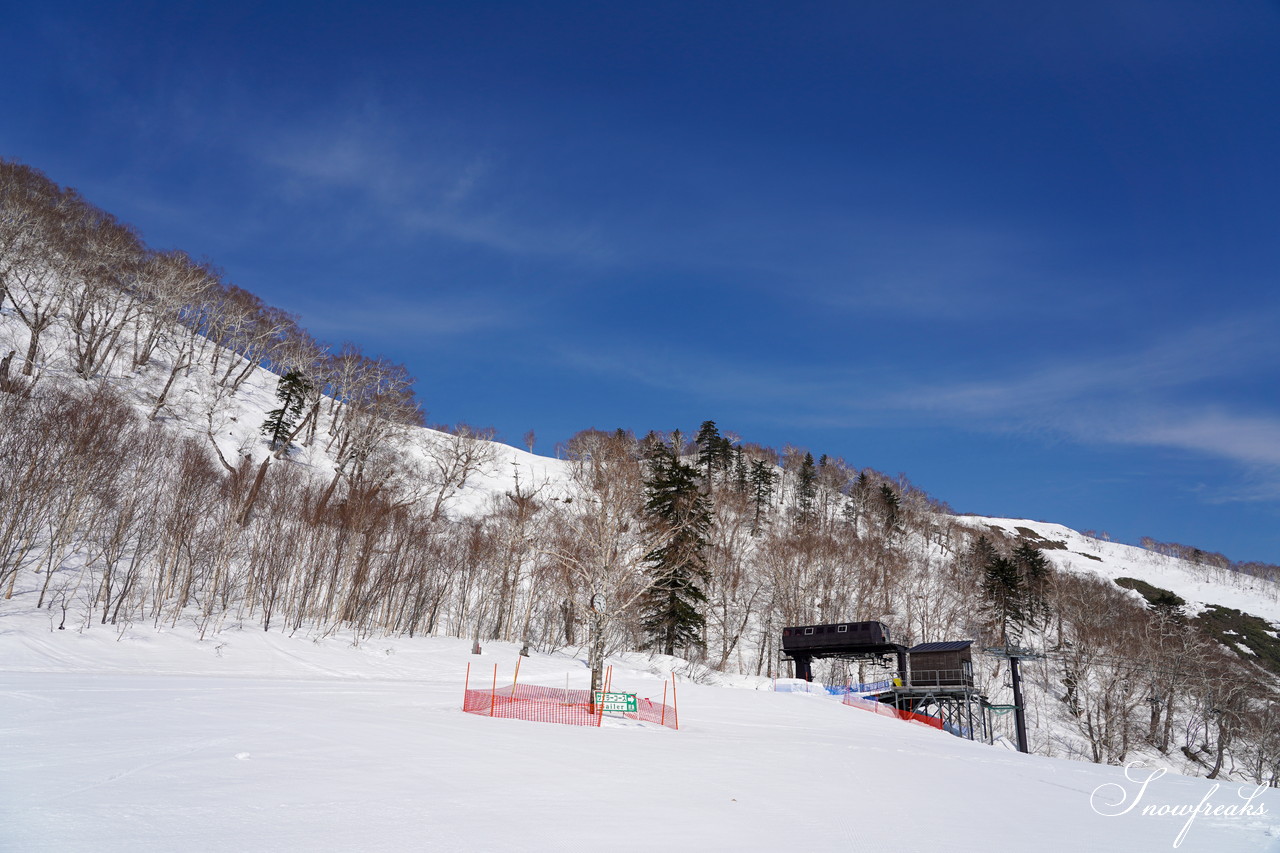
[[2, 612, 1276, 853], [3, 254, 1276, 648], [968, 517, 1280, 626]]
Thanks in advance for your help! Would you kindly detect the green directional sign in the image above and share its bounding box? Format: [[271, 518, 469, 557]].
[[594, 691, 637, 712]]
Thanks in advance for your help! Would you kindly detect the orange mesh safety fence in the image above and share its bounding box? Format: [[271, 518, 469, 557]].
[[462, 664, 681, 730], [462, 684, 602, 727], [843, 693, 943, 730], [621, 696, 679, 730], [600, 665, 678, 730]]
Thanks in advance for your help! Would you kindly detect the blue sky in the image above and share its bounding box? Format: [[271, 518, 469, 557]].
[[5, 2, 1280, 562]]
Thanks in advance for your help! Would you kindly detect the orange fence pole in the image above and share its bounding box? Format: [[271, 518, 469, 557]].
[[512, 655, 522, 695], [463, 662, 471, 708], [661, 680, 668, 727], [490, 663, 498, 717], [671, 673, 679, 731]]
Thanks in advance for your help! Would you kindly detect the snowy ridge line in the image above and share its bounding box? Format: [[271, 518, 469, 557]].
[[967, 516, 1280, 624]]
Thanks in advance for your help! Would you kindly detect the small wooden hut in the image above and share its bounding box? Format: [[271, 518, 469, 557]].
[[906, 640, 974, 688]]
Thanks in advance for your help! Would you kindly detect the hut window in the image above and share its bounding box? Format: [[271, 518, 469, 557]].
[[837, 625, 848, 633], [804, 627, 814, 636]]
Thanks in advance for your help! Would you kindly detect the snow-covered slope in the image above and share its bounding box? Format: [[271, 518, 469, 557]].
[[5, 295, 1277, 637], [1, 612, 1276, 853], [966, 516, 1280, 626], [0, 293, 568, 517]]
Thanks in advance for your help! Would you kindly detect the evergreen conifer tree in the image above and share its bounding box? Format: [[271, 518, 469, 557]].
[[261, 370, 312, 453], [982, 552, 1024, 644], [731, 445, 748, 494], [796, 452, 817, 526], [1011, 541, 1051, 628], [878, 483, 901, 537], [639, 441, 712, 656], [969, 534, 998, 572], [640, 430, 666, 459], [844, 470, 872, 531], [695, 420, 732, 488], [974, 534, 1043, 644], [749, 458, 775, 534]]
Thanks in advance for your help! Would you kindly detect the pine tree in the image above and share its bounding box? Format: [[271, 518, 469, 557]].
[[640, 430, 666, 459], [969, 534, 999, 570], [639, 441, 712, 656], [748, 458, 775, 534], [982, 552, 1024, 644], [261, 370, 311, 453], [695, 420, 731, 488], [796, 452, 817, 527], [731, 445, 747, 495], [974, 534, 1043, 644], [1011, 541, 1051, 628], [844, 470, 872, 531], [878, 483, 901, 537]]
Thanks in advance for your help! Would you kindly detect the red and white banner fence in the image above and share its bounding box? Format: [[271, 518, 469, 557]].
[[843, 692, 943, 730], [461, 662, 678, 730]]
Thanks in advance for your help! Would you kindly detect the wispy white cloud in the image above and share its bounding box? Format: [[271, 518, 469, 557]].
[[559, 313, 1280, 498], [294, 294, 515, 343], [868, 314, 1280, 485], [247, 105, 612, 263], [891, 312, 1278, 411], [552, 341, 873, 416], [593, 203, 1067, 321], [1115, 412, 1280, 468], [803, 217, 1061, 319]]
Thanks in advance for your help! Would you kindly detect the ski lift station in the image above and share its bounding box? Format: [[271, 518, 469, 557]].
[[781, 621, 992, 742]]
